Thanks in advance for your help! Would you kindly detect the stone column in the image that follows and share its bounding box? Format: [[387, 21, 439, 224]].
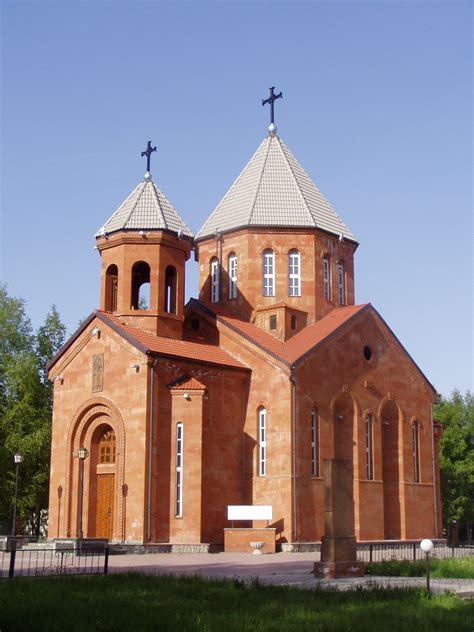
[[314, 459, 364, 578]]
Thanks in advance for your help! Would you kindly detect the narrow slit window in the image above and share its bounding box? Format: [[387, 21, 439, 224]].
[[175, 423, 183, 517], [311, 409, 319, 476], [258, 408, 267, 476], [228, 254, 237, 299], [210, 258, 220, 303], [365, 414, 373, 480], [412, 421, 420, 482], [337, 261, 345, 306], [262, 250, 275, 297], [288, 250, 301, 296], [323, 255, 330, 301]]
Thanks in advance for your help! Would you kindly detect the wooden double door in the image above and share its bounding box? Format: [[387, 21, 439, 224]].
[[95, 473, 115, 540]]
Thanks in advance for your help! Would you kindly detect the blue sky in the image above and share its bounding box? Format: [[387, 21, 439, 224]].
[[1, 0, 472, 397]]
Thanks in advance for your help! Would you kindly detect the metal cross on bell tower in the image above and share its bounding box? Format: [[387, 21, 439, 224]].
[[262, 86, 283, 126], [141, 140, 157, 173]]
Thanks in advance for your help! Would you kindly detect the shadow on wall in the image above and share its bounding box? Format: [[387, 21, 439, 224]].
[[200, 376, 252, 544], [199, 268, 254, 321]]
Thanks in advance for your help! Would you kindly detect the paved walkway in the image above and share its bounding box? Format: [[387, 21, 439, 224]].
[[108, 552, 474, 597]]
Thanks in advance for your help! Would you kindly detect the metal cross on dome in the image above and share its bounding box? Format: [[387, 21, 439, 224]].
[[262, 86, 283, 125], [141, 140, 157, 172]]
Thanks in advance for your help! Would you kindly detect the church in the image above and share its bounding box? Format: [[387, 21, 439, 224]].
[[47, 92, 442, 547]]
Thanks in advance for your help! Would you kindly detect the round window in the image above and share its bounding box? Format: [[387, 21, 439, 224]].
[[363, 345, 372, 361]]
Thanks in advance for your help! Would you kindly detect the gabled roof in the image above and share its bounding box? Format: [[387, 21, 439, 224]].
[[191, 300, 364, 367], [191, 300, 290, 364], [169, 377, 207, 391], [95, 175, 193, 238], [195, 133, 356, 242], [189, 300, 436, 394], [285, 304, 368, 365], [47, 310, 249, 372]]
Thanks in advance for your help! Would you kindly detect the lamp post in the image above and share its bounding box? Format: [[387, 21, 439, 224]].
[[420, 538, 434, 598], [11, 454, 24, 537], [76, 447, 89, 539]]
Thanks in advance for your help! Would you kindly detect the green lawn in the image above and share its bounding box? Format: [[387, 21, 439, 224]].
[[0, 573, 472, 631], [366, 556, 474, 579]]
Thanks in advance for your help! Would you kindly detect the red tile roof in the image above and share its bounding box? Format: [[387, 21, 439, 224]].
[[96, 311, 248, 370], [194, 301, 290, 363], [192, 300, 369, 367], [170, 377, 207, 391], [285, 304, 369, 364]]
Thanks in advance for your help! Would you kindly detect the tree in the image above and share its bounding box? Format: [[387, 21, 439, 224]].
[[435, 389, 474, 541], [0, 287, 66, 536]]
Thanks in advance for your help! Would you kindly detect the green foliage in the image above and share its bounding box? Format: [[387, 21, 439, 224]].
[[0, 573, 473, 631], [0, 286, 66, 535], [435, 390, 474, 532], [366, 557, 474, 579]]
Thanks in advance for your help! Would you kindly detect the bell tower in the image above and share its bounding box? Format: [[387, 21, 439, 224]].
[[95, 142, 193, 339]]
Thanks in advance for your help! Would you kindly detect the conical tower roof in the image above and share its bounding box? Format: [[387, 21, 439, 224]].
[[195, 134, 356, 242], [95, 174, 193, 238]]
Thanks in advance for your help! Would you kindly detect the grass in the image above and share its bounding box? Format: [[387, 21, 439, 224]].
[[366, 556, 474, 579], [0, 573, 473, 631]]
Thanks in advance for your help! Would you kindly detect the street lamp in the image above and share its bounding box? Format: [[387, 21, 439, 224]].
[[11, 454, 24, 537], [420, 538, 434, 598], [75, 447, 89, 539]]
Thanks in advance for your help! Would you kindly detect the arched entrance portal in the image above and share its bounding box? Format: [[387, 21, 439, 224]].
[[380, 399, 401, 539], [88, 425, 117, 539]]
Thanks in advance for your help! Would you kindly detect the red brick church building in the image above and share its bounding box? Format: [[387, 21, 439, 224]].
[[47, 107, 442, 546]]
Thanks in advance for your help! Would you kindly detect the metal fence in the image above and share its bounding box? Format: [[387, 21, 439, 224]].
[[357, 541, 474, 563], [0, 546, 109, 578]]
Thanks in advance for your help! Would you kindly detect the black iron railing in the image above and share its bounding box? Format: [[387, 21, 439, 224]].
[[1, 545, 109, 578], [356, 541, 473, 563]]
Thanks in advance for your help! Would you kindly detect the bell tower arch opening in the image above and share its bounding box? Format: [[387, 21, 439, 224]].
[[164, 265, 177, 314], [131, 261, 150, 310], [105, 264, 119, 312]]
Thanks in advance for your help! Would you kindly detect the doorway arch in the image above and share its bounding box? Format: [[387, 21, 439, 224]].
[[65, 398, 126, 541], [88, 425, 117, 539]]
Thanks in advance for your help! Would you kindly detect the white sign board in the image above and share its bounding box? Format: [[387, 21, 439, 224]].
[[227, 505, 273, 521]]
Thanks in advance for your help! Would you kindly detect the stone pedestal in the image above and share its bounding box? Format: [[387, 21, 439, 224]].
[[314, 459, 365, 579]]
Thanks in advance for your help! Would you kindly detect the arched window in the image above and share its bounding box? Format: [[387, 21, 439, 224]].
[[337, 261, 345, 306], [262, 250, 275, 296], [175, 422, 183, 517], [131, 261, 150, 310], [365, 414, 374, 480], [105, 264, 118, 312], [228, 253, 237, 300], [311, 409, 319, 476], [258, 407, 267, 476], [99, 429, 116, 464], [323, 255, 331, 301], [210, 258, 220, 303], [164, 265, 177, 314], [412, 421, 420, 482], [288, 250, 301, 296]]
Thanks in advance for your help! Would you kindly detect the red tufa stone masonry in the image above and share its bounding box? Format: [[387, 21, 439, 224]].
[[47, 121, 442, 550]]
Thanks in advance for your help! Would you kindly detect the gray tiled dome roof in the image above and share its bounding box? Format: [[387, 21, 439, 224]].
[[196, 134, 356, 242], [95, 176, 193, 238]]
